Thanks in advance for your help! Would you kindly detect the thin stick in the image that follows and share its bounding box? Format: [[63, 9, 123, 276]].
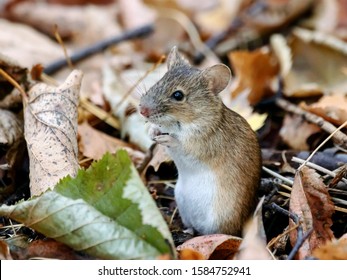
[[0, 68, 28, 102], [267, 224, 299, 249], [287, 229, 313, 260], [262, 166, 294, 185], [264, 169, 347, 213], [80, 98, 121, 129], [137, 143, 156, 174], [54, 25, 73, 70], [278, 183, 292, 192], [299, 120, 347, 170], [169, 207, 178, 227], [335, 206, 347, 213], [292, 156, 347, 184], [78, 157, 93, 165]]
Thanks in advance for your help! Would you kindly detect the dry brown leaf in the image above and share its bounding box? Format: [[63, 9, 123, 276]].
[[194, 0, 243, 35], [0, 109, 23, 146], [308, 0, 347, 40], [279, 114, 321, 150], [312, 234, 347, 260], [118, 0, 156, 30], [78, 121, 129, 158], [24, 70, 82, 196], [78, 121, 145, 164], [145, 144, 172, 173], [301, 95, 347, 126], [289, 167, 335, 260], [176, 234, 242, 260], [7, 2, 121, 45], [282, 28, 347, 97], [16, 239, 87, 260], [235, 198, 273, 260], [246, 0, 314, 32], [228, 48, 279, 105], [0, 240, 12, 260], [0, 19, 62, 69]]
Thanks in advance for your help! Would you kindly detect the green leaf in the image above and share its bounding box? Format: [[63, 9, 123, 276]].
[[0, 150, 175, 259]]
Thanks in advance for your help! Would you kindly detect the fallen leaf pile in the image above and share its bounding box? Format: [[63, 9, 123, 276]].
[[0, 0, 347, 260]]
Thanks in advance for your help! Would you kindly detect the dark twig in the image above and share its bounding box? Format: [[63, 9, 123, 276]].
[[287, 228, 313, 260], [262, 182, 278, 204], [267, 202, 298, 223], [44, 24, 154, 75]]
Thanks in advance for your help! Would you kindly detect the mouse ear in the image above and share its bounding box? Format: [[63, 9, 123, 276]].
[[167, 46, 190, 70], [202, 64, 231, 95]]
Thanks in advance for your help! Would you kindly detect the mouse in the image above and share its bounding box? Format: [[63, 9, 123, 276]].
[[139, 47, 262, 235]]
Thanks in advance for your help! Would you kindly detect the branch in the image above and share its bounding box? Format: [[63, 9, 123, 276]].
[[44, 24, 154, 75]]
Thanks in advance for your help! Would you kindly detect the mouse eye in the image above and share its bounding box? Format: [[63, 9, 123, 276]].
[[171, 90, 184, 101]]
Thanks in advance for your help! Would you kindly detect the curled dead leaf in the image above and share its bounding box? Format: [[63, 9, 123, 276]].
[[236, 197, 273, 260], [24, 70, 82, 196], [289, 167, 335, 259], [275, 28, 347, 97]]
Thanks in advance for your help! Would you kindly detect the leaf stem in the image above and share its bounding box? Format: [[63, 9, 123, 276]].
[[0, 68, 28, 102]]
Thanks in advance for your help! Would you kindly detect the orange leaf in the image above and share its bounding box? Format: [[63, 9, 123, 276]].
[[177, 234, 242, 260], [228, 49, 279, 105], [312, 234, 347, 260]]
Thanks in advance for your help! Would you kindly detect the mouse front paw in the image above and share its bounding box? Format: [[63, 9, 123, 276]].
[[154, 134, 179, 148], [148, 125, 162, 141]]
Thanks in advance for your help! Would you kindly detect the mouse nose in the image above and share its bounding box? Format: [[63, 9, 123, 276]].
[[139, 105, 151, 118]]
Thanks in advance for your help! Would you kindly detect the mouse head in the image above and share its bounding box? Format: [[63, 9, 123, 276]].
[[139, 47, 231, 132]]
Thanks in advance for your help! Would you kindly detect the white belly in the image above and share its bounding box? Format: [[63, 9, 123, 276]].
[[174, 158, 219, 234]]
